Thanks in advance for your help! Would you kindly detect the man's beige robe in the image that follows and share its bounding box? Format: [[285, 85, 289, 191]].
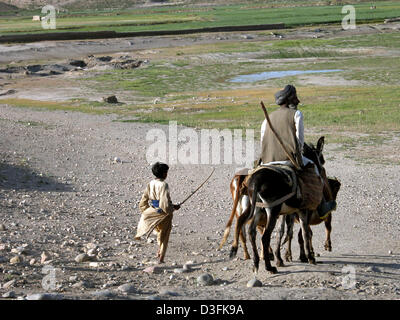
[[135, 179, 174, 258]]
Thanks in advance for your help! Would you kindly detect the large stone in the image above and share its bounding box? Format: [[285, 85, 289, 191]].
[[182, 263, 192, 272], [41, 251, 51, 264], [159, 289, 179, 297], [173, 268, 185, 274], [91, 290, 114, 298], [10, 255, 22, 264], [117, 283, 136, 294], [197, 273, 214, 286], [103, 95, 118, 104], [74, 253, 92, 263], [11, 246, 29, 255], [3, 279, 16, 289], [72, 280, 92, 289], [143, 266, 162, 274], [2, 291, 16, 298], [69, 60, 87, 68], [26, 293, 64, 300], [247, 278, 262, 288], [367, 266, 381, 273]]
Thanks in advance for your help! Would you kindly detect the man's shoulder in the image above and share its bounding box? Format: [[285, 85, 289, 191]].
[[271, 107, 297, 118]]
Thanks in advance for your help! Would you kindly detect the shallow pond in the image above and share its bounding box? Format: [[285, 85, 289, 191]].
[[229, 69, 343, 83]]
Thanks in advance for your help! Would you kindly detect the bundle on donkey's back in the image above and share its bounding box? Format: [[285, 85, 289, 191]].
[[282, 176, 341, 264]]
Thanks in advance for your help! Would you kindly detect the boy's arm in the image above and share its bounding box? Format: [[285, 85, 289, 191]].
[[139, 184, 150, 213], [159, 183, 175, 214]]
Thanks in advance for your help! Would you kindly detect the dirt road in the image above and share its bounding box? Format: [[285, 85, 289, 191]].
[[0, 104, 399, 300]]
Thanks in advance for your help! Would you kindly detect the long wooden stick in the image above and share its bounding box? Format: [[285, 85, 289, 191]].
[[260, 101, 301, 170], [179, 168, 215, 205]]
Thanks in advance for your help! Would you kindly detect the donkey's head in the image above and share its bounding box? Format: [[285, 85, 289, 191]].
[[303, 136, 325, 173]]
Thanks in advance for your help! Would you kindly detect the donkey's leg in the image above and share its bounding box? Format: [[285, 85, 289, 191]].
[[261, 208, 278, 274], [257, 226, 265, 260], [309, 227, 315, 258], [298, 229, 308, 263], [249, 212, 262, 275], [324, 214, 332, 251], [284, 215, 294, 262], [240, 223, 250, 260], [298, 210, 316, 265], [274, 215, 286, 267], [230, 205, 250, 259]]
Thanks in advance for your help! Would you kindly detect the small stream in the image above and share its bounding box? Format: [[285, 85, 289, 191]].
[[229, 69, 343, 83]]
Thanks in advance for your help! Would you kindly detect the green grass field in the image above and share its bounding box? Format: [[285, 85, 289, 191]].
[[1, 1, 400, 35]]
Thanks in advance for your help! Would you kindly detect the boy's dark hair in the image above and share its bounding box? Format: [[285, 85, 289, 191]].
[[152, 162, 169, 179]]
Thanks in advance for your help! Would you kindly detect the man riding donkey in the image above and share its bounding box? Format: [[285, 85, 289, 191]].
[[258, 84, 336, 219], [223, 85, 337, 268]]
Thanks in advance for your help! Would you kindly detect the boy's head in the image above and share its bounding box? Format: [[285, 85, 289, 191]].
[[152, 162, 169, 179]]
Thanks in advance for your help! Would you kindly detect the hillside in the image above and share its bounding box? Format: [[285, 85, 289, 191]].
[[0, 1, 18, 12], [0, 0, 387, 11]]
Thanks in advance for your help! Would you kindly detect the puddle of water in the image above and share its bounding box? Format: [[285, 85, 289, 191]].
[[229, 69, 343, 83]]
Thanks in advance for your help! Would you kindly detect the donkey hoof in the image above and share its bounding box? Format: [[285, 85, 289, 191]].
[[284, 252, 293, 262], [268, 253, 275, 261], [275, 260, 285, 267], [229, 248, 238, 260], [308, 258, 316, 265], [299, 255, 308, 263], [253, 266, 259, 275], [267, 266, 278, 274], [244, 253, 251, 260], [324, 242, 332, 252]]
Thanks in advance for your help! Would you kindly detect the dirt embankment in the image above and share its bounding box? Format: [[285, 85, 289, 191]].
[[1, 21, 399, 65]]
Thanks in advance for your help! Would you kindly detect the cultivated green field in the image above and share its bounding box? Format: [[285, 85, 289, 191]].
[[1, 1, 400, 34]]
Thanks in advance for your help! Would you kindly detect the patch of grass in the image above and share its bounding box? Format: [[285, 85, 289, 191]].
[[85, 61, 239, 97], [0, 98, 126, 115], [257, 48, 353, 59], [117, 86, 400, 137]]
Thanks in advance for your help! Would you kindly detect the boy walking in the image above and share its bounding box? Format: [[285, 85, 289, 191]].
[[135, 162, 180, 264]]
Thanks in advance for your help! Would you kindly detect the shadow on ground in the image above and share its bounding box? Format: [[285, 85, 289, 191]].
[[0, 161, 72, 192]]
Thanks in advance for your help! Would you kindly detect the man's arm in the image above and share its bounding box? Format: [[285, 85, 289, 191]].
[[260, 119, 267, 146], [294, 110, 304, 152]]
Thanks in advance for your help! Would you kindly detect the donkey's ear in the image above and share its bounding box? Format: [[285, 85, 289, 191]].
[[317, 136, 325, 152]]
